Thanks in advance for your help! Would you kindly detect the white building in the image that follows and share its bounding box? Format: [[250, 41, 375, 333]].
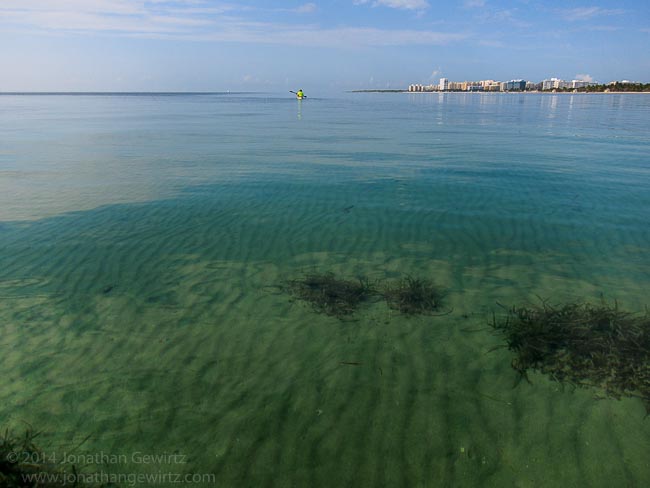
[[408, 83, 439, 92], [571, 80, 591, 89], [439, 78, 449, 91], [542, 77, 571, 90], [480, 80, 501, 91]]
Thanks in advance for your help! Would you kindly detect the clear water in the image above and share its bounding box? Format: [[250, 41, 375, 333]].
[[1, 92, 649, 486]]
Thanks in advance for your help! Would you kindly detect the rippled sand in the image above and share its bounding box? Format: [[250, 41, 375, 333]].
[[1, 93, 649, 487]]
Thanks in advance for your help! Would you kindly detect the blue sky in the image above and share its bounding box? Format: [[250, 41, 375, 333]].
[[1, 0, 648, 91]]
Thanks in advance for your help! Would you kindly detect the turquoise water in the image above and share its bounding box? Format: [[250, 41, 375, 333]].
[[1, 92, 649, 486]]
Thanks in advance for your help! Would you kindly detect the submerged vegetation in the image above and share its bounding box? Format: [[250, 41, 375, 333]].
[[285, 273, 377, 318], [0, 428, 108, 487], [491, 300, 650, 413], [285, 273, 649, 413], [1, 428, 49, 487], [382, 277, 442, 315], [284, 272, 444, 318]]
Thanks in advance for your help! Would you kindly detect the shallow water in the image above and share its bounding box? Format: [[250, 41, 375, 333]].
[[1, 92, 649, 487]]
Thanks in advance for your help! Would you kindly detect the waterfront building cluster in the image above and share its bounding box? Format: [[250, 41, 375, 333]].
[[540, 78, 593, 90], [408, 77, 597, 93]]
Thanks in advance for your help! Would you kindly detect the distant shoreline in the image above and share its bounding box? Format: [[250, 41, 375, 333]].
[[0, 92, 243, 96], [350, 90, 650, 94]]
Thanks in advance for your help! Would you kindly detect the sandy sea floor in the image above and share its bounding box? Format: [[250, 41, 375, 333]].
[[1, 93, 649, 487], [2, 185, 649, 487]]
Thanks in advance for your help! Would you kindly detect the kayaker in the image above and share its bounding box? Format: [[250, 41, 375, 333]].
[[296, 89, 304, 99]]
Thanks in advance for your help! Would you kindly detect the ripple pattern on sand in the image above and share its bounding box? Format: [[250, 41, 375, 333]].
[[2, 93, 650, 487]]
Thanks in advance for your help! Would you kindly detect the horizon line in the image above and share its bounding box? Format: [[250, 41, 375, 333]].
[[0, 91, 264, 95]]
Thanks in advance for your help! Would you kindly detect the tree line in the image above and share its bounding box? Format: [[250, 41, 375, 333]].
[[553, 82, 650, 93]]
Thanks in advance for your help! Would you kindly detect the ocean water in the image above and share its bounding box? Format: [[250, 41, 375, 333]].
[[1, 92, 649, 487]]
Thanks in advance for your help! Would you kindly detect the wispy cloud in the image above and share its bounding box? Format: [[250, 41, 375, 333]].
[[295, 3, 317, 14], [574, 73, 594, 82], [354, 0, 429, 11], [476, 8, 530, 28], [478, 39, 505, 48], [560, 7, 625, 21], [0, 1, 465, 47], [0, 0, 233, 34], [190, 26, 467, 47], [464, 0, 486, 8], [264, 3, 318, 14], [582, 25, 621, 32], [0, 9, 209, 34]]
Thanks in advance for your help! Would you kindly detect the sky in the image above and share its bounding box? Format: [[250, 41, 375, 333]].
[[0, 0, 648, 92]]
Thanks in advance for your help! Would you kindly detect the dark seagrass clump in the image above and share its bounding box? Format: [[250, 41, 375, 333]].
[[491, 300, 650, 414], [285, 273, 377, 318], [381, 277, 442, 315], [1, 427, 112, 487]]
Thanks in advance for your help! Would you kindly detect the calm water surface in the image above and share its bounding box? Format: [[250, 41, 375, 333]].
[[1, 93, 649, 487]]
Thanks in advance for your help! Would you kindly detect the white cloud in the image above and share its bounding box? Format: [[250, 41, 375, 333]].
[[377, 0, 429, 9], [194, 26, 466, 47], [464, 0, 486, 8], [429, 68, 442, 79], [478, 39, 505, 47], [583, 25, 621, 31], [561, 7, 625, 21], [354, 0, 429, 11], [0, 0, 231, 34], [475, 8, 530, 28], [0, 1, 240, 19], [295, 3, 317, 14], [0, 0, 191, 15], [0, 8, 214, 34], [0, 0, 470, 47], [574, 74, 594, 82], [0, 0, 466, 46]]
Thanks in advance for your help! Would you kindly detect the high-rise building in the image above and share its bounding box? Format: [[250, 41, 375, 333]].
[[439, 78, 449, 91], [408, 83, 439, 92], [571, 80, 593, 89], [481, 80, 501, 91], [504, 80, 526, 91], [542, 78, 570, 90]]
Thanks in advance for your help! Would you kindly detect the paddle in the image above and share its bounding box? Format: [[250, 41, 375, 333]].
[[289, 90, 307, 98]]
